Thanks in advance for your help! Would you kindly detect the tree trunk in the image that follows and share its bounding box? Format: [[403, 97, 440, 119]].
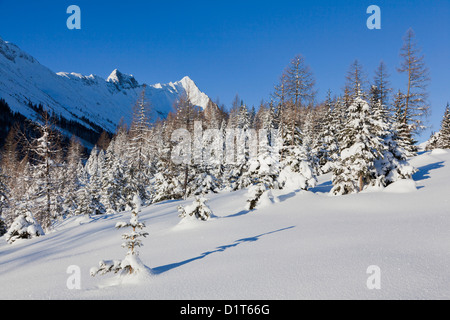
[[183, 164, 189, 200]]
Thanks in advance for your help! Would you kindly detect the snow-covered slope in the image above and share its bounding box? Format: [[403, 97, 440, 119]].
[[1, 150, 450, 299], [0, 36, 211, 133]]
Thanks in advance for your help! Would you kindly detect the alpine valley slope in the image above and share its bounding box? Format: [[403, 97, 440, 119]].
[[0, 149, 449, 299], [0, 36, 211, 134]]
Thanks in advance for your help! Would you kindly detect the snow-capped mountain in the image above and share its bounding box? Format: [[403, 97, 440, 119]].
[[0, 36, 211, 134]]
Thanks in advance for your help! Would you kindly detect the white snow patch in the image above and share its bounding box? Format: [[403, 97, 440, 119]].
[[383, 179, 417, 193], [431, 148, 448, 155], [1, 151, 450, 299]]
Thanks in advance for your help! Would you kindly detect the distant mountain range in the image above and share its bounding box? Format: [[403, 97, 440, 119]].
[[0, 36, 212, 143]]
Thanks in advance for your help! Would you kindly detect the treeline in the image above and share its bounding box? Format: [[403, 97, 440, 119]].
[[0, 98, 110, 151], [0, 98, 29, 148]]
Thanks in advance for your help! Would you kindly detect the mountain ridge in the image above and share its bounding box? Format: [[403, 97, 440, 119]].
[[0, 37, 212, 137]]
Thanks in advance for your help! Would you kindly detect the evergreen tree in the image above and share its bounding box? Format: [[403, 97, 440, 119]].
[[277, 112, 317, 191], [302, 110, 320, 174], [75, 148, 105, 216], [331, 94, 384, 195], [178, 195, 213, 221], [245, 130, 280, 210], [425, 132, 440, 151], [373, 61, 392, 108], [151, 132, 184, 203], [345, 60, 367, 100], [5, 208, 45, 244], [392, 90, 418, 157], [370, 86, 416, 186], [230, 127, 257, 191], [91, 194, 149, 276], [314, 91, 339, 173], [437, 103, 450, 149], [100, 143, 127, 213]]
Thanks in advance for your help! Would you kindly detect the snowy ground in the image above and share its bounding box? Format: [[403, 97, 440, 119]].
[[1, 150, 450, 300]]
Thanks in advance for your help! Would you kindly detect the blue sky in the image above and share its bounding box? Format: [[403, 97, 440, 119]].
[[0, 0, 449, 142]]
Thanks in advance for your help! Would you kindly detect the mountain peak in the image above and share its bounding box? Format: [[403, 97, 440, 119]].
[[180, 75, 193, 83], [107, 69, 139, 89], [176, 76, 211, 108]]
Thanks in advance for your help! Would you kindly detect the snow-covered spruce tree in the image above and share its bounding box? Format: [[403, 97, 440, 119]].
[[74, 150, 105, 216], [100, 141, 128, 213], [192, 171, 220, 196], [152, 172, 182, 203], [5, 208, 45, 244], [345, 60, 368, 101], [227, 104, 256, 192], [151, 145, 184, 203], [302, 109, 320, 175], [370, 85, 416, 187], [392, 90, 418, 157], [245, 130, 280, 210], [278, 119, 317, 191], [205, 120, 226, 190], [373, 61, 392, 109], [426, 104, 450, 150], [191, 125, 223, 195], [437, 103, 450, 149], [149, 118, 184, 203], [313, 91, 339, 174], [425, 132, 441, 151], [91, 194, 149, 276], [178, 195, 212, 221], [331, 93, 384, 195], [229, 127, 255, 191]]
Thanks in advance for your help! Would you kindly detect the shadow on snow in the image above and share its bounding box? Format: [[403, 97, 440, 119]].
[[412, 161, 445, 182], [309, 180, 333, 194], [152, 226, 295, 275]]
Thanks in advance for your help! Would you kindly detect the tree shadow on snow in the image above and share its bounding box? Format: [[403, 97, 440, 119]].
[[222, 209, 250, 219], [309, 180, 333, 193], [412, 161, 445, 182], [277, 191, 297, 202], [152, 226, 295, 275]]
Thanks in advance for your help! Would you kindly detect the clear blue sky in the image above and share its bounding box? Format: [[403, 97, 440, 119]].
[[0, 0, 449, 142]]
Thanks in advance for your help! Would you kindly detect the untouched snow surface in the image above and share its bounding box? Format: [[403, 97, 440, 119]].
[[1, 150, 450, 299]]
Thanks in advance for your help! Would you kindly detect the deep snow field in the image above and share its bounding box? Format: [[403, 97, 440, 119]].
[[1, 150, 450, 300]]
